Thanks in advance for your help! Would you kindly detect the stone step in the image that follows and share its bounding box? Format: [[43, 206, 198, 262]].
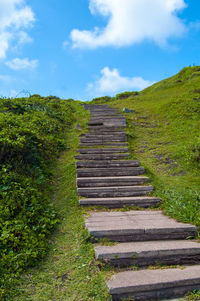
[[78, 185, 153, 198], [77, 148, 129, 154], [79, 196, 161, 208], [91, 113, 120, 117], [89, 117, 125, 121], [75, 153, 130, 160], [87, 126, 125, 131], [95, 240, 200, 267], [107, 265, 200, 301], [88, 119, 126, 127], [85, 133, 126, 138], [87, 131, 126, 135], [77, 167, 145, 177], [85, 211, 198, 242], [76, 160, 139, 168], [79, 143, 128, 147], [80, 137, 127, 143], [77, 176, 149, 187]]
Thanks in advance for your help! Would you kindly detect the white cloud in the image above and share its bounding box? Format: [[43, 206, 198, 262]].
[[0, 0, 34, 58], [87, 67, 153, 96], [70, 0, 187, 49], [6, 58, 38, 70]]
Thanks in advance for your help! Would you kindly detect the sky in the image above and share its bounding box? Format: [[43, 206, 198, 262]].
[[0, 0, 200, 101]]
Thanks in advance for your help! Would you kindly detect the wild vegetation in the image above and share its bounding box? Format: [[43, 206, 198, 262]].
[[0, 95, 84, 298]]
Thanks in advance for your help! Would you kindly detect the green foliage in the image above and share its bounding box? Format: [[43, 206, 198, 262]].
[[116, 91, 139, 99], [90, 96, 113, 104], [0, 95, 77, 298]]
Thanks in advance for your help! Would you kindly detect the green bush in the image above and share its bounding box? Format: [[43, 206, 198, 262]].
[[0, 96, 76, 297], [116, 91, 139, 99]]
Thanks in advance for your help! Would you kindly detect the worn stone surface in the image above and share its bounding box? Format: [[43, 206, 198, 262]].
[[78, 185, 153, 197], [76, 160, 139, 168], [77, 176, 149, 187], [95, 240, 200, 267], [75, 153, 129, 160], [107, 265, 200, 300], [79, 142, 128, 147], [77, 148, 129, 154], [79, 196, 161, 208], [77, 167, 145, 177], [85, 211, 197, 241]]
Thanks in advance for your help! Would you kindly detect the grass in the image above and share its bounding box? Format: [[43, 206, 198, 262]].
[[99, 66, 200, 233], [9, 105, 111, 301]]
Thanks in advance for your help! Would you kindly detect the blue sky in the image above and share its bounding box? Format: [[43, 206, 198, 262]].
[[0, 0, 200, 101]]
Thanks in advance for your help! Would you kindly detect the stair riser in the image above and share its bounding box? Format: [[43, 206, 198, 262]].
[[77, 181, 148, 187], [76, 161, 139, 168], [80, 200, 160, 208], [77, 148, 128, 153], [77, 169, 144, 177], [111, 284, 200, 301], [98, 255, 200, 268], [85, 133, 126, 137], [75, 154, 129, 160], [79, 143, 128, 147], [78, 190, 152, 198], [87, 127, 125, 131], [90, 230, 197, 242], [80, 138, 127, 143], [88, 120, 126, 127]]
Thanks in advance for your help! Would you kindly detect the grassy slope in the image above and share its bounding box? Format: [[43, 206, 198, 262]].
[[13, 104, 111, 301], [103, 67, 200, 233]]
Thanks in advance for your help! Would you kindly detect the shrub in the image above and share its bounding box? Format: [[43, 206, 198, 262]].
[[116, 91, 139, 99], [0, 96, 76, 297]]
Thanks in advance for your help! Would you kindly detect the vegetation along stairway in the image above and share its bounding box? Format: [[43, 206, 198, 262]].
[[75, 104, 200, 301]]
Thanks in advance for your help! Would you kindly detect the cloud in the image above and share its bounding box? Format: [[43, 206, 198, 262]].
[[87, 67, 153, 96], [70, 0, 187, 49], [6, 58, 38, 70], [0, 0, 35, 58]]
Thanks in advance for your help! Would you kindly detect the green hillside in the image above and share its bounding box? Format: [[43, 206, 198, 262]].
[[91, 66, 200, 231], [1, 66, 200, 300]]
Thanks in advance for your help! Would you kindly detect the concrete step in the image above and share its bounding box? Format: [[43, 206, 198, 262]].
[[85, 129, 126, 137], [80, 137, 127, 143], [79, 143, 128, 147], [87, 126, 125, 131], [77, 167, 145, 177], [76, 160, 139, 168], [79, 196, 161, 208], [78, 185, 153, 198], [107, 265, 200, 301], [85, 133, 126, 138], [75, 153, 129, 160], [77, 148, 129, 154], [95, 240, 200, 267], [77, 176, 149, 187], [88, 118, 126, 127], [85, 211, 198, 242]]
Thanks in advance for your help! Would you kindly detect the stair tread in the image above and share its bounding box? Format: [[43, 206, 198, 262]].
[[95, 240, 200, 260], [107, 265, 200, 294], [86, 210, 197, 241]]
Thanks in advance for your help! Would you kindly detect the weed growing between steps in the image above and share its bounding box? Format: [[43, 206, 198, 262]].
[[13, 117, 111, 301]]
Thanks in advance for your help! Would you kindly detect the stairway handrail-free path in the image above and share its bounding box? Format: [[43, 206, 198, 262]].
[[75, 104, 200, 301]]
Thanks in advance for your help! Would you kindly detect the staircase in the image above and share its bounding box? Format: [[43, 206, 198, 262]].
[[75, 104, 200, 301]]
